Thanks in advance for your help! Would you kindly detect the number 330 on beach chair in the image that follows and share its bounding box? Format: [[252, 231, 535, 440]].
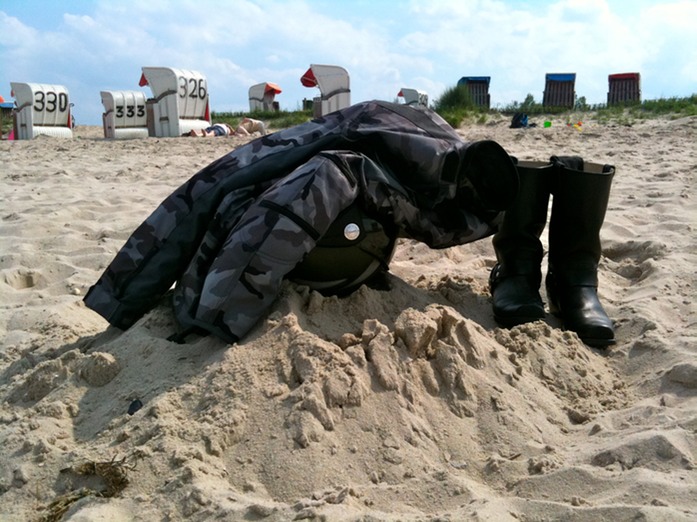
[[10, 82, 73, 140]]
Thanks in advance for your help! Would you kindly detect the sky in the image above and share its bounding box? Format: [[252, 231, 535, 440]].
[[1, 0, 696, 125]]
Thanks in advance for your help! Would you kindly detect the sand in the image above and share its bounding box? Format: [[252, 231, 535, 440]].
[[0, 114, 695, 521]]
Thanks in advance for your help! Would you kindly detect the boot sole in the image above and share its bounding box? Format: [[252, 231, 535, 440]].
[[548, 310, 615, 348], [494, 313, 545, 328], [577, 336, 616, 349]]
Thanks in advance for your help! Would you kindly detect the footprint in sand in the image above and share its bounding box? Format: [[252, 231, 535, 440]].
[[602, 239, 667, 282], [3, 268, 42, 290]]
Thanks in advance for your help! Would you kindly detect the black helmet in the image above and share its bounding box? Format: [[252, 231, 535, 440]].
[[288, 205, 396, 295]]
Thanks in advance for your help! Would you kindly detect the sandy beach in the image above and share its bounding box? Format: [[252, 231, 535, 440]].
[[1, 113, 695, 521]]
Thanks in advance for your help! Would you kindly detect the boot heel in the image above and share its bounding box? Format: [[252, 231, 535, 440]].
[[547, 298, 561, 317], [545, 272, 561, 317], [545, 272, 615, 347], [490, 264, 545, 326]]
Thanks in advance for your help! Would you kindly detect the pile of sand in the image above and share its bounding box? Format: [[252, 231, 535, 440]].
[[1, 115, 695, 521]]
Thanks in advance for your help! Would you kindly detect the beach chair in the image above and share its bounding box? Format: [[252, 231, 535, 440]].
[[397, 88, 429, 107], [543, 73, 576, 109], [138, 67, 211, 137], [300, 64, 350, 118], [249, 82, 282, 112], [607, 73, 641, 105], [100, 90, 149, 139], [457, 77, 491, 108], [10, 82, 73, 140]]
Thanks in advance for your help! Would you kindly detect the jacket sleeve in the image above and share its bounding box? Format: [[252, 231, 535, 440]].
[[172, 152, 361, 343], [357, 165, 500, 249]]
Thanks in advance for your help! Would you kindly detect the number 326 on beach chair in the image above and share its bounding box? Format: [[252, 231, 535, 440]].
[[10, 82, 73, 140], [138, 67, 211, 138]]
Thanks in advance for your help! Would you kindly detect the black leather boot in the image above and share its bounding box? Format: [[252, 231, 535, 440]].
[[546, 156, 616, 347], [456, 140, 520, 222], [490, 160, 553, 327]]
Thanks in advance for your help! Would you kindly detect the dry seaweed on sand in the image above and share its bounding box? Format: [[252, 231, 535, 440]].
[[35, 453, 140, 522]]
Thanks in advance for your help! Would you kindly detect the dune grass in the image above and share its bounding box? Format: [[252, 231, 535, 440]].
[[211, 91, 696, 132], [433, 85, 697, 128], [1, 94, 694, 139], [210, 109, 313, 132], [591, 95, 697, 125]]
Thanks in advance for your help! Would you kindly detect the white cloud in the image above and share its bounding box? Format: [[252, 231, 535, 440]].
[[1, 0, 694, 124]]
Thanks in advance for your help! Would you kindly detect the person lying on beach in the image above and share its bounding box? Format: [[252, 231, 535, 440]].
[[234, 117, 267, 136], [188, 123, 234, 137], [188, 118, 266, 138]]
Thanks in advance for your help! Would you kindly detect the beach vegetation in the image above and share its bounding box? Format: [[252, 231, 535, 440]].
[[205, 94, 696, 134], [210, 109, 313, 132], [593, 94, 697, 124], [432, 84, 490, 128], [2, 93, 695, 140], [433, 90, 696, 127], [1, 110, 13, 138]]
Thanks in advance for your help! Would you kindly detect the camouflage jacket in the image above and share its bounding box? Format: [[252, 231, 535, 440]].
[[84, 101, 511, 343]]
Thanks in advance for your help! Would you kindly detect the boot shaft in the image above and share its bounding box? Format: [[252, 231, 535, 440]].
[[548, 156, 615, 286], [492, 160, 554, 275], [491, 156, 615, 282]]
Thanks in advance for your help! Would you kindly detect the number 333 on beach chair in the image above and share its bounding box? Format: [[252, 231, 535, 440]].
[[10, 82, 73, 140], [100, 90, 149, 140], [138, 67, 211, 138]]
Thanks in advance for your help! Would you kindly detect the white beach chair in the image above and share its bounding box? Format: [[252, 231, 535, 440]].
[[100, 90, 149, 139], [300, 64, 350, 118], [249, 82, 282, 112], [398, 88, 429, 107], [139, 67, 211, 137], [10, 82, 73, 140]]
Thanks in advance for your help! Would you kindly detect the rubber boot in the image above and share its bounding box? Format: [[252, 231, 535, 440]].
[[546, 156, 616, 347], [490, 160, 553, 327]]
